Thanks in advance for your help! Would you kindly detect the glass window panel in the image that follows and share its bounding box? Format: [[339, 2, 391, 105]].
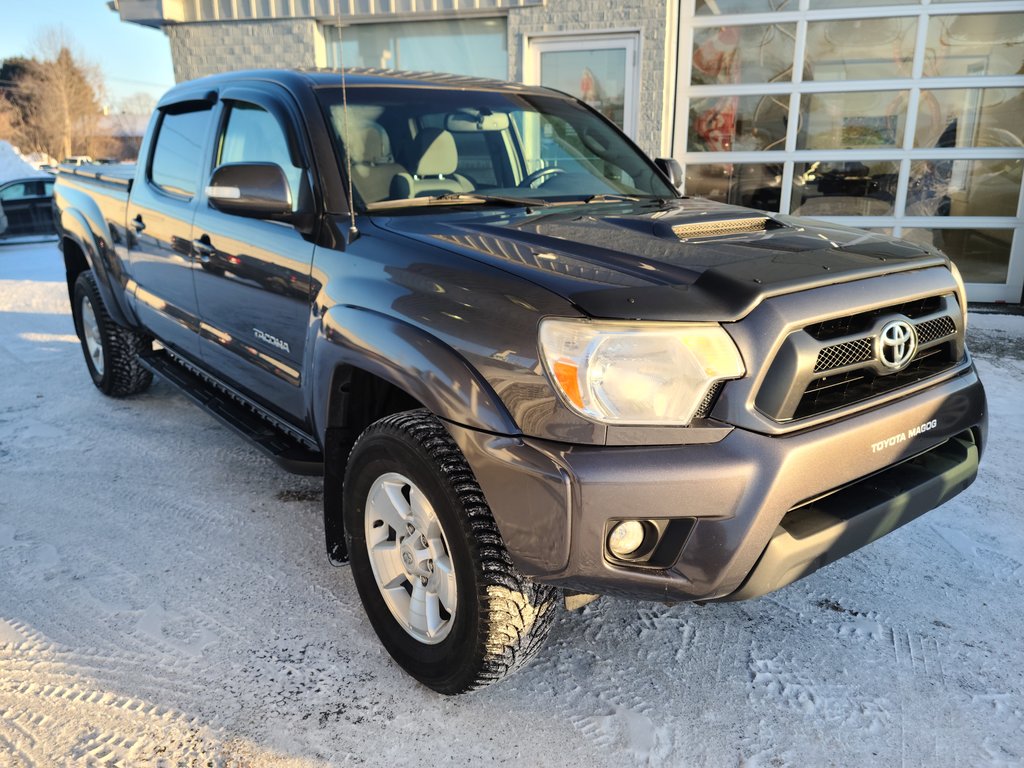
[[325, 18, 507, 80], [791, 160, 899, 216], [915, 88, 1024, 149], [219, 104, 305, 211], [804, 18, 917, 81], [810, 0, 912, 8], [799, 91, 909, 149], [902, 228, 1013, 284], [150, 107, 214, 198], [695, 0, 796, 14], [907, 158, 1022, 218], [684, 162, 783, 211], [688, 94, 790, 152], [925, 14, 1024, 78], [691, 24, 796, 85], [539, 49, 627, 130]]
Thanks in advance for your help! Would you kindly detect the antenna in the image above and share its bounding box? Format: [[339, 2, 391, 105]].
[[336, 6, 359, 243]]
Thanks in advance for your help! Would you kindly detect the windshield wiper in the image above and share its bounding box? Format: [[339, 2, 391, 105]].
[[583, 193, 641, 203], [366, 192, 550, 211], [428, 192, 550, 208]]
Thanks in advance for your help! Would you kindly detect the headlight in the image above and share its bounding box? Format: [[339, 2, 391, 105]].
[[949, 260, 968, 332], [538, 318, 745, 426]]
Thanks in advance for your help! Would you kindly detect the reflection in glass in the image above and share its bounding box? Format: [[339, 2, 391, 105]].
[[804, 18, 917, 80], [324, 18, 508, 80], [688, 94, 789, 152], [799, 91, 909, 149], [907, 158, 1022, 218], [915, 88, 1024, 149], [695, 0, 795, 14], [809, 0, 908, 8], [791, 161, 899, 216], [902, 228, 1012, 283], [539, 49, 627, 130], [925, 14, 1024, 78], [684, 163, 783, 211], [691, 24, 795, 85]]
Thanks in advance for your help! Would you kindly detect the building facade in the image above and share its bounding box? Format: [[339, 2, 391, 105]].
[[116, 0, 1024, 302]]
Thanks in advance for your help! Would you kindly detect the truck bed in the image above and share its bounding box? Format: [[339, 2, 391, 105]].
[[58, 163, 136, 189]]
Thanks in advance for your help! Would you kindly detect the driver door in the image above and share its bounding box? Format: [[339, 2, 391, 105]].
[[191, 88, 317, 426]]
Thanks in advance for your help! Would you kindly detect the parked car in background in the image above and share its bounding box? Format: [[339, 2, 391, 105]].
[[0, 176, 56, 240]]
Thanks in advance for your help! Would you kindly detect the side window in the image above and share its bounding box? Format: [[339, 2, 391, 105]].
[[217, 102, 304, 211], [150, 106, 214, 197], [0, 183, 27, 201]]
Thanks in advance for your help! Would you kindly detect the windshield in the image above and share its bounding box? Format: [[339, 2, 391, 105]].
[[316, 86, 676, 210]]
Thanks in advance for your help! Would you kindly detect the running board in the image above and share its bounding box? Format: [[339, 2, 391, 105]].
[[140, 349, 324, 476]]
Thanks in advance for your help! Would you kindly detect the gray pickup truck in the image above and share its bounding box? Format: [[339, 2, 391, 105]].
[[54, 69, 986, 694]]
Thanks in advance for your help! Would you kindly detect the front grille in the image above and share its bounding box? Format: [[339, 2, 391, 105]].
[[795, 343, 957, 419], [916, 316, 957, 345], [805, 295, 943, 341], [814, 338, 873, 373], [755, 292, 964, 422]]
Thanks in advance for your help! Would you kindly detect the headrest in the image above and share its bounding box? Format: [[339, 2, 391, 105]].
[[347, 123, 393, 165], [412, 128, 458, 177]]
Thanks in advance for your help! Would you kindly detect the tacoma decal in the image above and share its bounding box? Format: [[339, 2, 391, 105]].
[[253, 328, 290, 353]]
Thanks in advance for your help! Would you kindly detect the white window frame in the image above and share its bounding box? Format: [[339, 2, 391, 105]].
[[673, 0, 1024, 302], [524, 32, 642, 138]]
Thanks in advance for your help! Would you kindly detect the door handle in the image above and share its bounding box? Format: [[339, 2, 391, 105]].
[[192, 236, 215, 263], [131, 215, 145, 233]]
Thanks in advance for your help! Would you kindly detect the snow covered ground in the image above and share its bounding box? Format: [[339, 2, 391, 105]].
[[1, 242, 1022, 767]]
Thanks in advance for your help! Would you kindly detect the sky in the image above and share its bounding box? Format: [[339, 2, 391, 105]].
[[0, 0, 176, 107]]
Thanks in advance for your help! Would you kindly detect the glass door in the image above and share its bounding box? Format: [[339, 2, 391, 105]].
[[525, 33, 640, 138]]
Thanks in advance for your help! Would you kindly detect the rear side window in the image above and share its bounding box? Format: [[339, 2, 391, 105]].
[[150, 107, 214, 197]]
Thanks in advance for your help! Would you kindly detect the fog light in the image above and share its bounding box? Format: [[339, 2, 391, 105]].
[[608, 520, 646, 558]]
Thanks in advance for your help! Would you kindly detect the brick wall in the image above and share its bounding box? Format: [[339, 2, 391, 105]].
[[165, 19, 325, 82], [507, 0, 674, 158]]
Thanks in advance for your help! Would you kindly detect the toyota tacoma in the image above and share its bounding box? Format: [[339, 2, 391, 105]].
[[54, 69, 986, 694]]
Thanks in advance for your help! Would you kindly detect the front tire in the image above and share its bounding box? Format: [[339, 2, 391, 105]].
[[343, 410, 558, 694], [72, 272, 153, 397]]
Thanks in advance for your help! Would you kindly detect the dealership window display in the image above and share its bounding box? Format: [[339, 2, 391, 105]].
[[677, 0, 1024, 302]]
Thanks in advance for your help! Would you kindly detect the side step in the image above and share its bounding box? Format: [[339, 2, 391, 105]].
[[140, 349, 324, 476]]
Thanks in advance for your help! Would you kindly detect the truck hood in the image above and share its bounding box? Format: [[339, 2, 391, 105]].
[[370, 198, 947, 321]]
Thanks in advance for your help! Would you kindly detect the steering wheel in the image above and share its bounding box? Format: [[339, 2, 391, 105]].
[[519, 166, 566, 189]]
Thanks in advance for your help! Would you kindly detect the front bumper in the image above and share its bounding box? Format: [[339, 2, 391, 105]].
[[445, 364, 987, 603]]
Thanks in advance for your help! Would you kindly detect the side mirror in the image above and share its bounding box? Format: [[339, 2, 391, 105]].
[[206, 162, 293, 219], [654, 157, 684, 190]]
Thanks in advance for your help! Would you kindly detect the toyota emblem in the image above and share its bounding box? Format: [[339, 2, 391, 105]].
[[877, 319, 918, 371]]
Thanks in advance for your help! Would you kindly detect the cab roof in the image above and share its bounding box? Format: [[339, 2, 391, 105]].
[[158, 68, 553, 109]]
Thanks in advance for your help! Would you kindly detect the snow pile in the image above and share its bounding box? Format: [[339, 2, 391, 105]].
[[0, 140, 47, 184]]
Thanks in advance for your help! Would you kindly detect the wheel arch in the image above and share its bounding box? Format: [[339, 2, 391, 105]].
[[59, 208, 133, 328], [313, 304, 519, 563]]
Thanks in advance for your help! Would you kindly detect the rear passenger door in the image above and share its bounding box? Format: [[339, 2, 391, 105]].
[[127, 101, 216, 360], [191, 88, 316, 425]]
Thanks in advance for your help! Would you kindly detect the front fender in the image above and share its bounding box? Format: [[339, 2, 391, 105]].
[[312, 304, 519, 442]]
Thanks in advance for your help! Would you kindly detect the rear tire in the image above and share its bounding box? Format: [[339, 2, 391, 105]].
[[343, 410, 558, 694], [72, 271, 153, 397]]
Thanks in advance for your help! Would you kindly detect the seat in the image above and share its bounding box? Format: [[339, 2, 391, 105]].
[[347, 123, 405, 204], [390, 128, 474, 199]]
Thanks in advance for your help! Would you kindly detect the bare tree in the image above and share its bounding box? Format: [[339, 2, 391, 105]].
[[108, 92, 156, 159], [6, 28, 110, 160]]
